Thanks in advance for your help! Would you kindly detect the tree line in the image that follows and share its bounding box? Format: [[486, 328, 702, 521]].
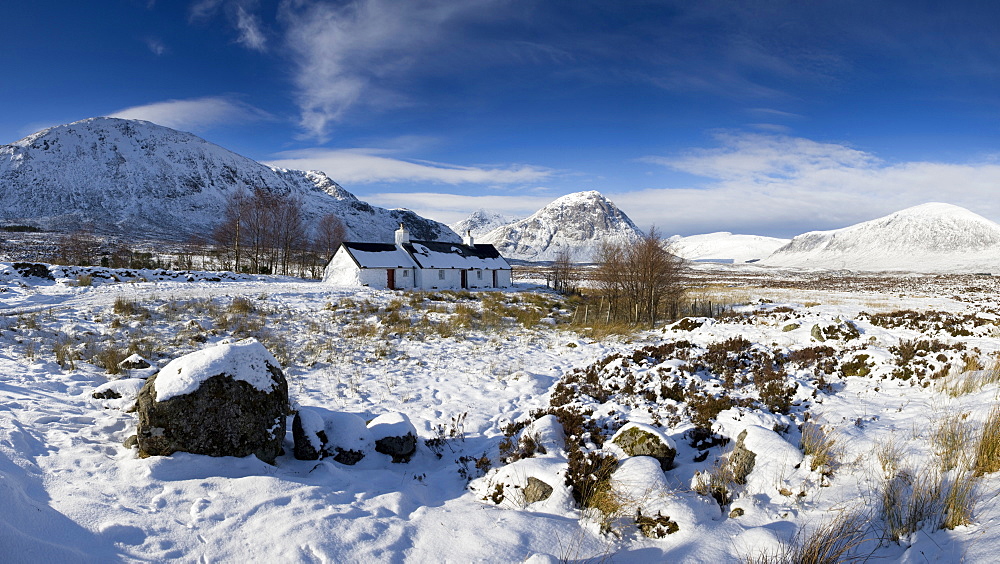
[[210, 187, 346, 276]]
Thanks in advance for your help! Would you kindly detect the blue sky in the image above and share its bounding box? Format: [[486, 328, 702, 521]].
[[4, 1, 1000, 237]]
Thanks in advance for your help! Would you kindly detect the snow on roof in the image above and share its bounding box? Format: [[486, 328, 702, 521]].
[[404, 241, 510, 270], [343, 243, 419, 269], [154, 338, 282, 402]]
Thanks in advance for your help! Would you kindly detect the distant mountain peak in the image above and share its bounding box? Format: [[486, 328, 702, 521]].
[[449, 209, 515, 238], [762, 202, 1000, 272], [481, 191, 642, 262]]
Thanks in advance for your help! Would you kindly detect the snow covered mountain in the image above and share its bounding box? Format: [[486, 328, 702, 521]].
[[449, 209, 515, 238], [0, 118, 458, 243], [668, 232, 790, 264], [761, 203, 1000, 272], [480, 191, 642, 262]]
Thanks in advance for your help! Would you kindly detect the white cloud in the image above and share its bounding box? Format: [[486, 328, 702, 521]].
[[107, 96, 272, 131], [265, 148, 552, 186], [631, 132, 1000, 237], [234, 6, 267, 51], [277, 0, 500, 141], [145, 37, 167, 56], [361, 192, 556, 225]]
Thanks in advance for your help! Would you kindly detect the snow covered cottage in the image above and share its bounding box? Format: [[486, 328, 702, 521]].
[[323, 224, 512, 290]]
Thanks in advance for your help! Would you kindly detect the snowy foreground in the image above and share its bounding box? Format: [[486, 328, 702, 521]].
[[2, 264, 1000, 562]]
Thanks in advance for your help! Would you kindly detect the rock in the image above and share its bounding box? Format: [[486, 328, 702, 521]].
[[292, 408, 327, 461], [524, 476, 554, 504], [611, 422, 676, 470], [13, 262, 53, 280], [119, 354, 151, 370], [123, 435, 138, 449], [291, 407, 376, 465], [729, 430, 757, 485], [93, 388, 121, 400], [369, 412, 417, 463], [134, 339, 289, 464], [729, 507, 745, 518]]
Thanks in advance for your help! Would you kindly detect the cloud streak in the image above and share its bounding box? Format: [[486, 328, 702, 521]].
[[107, 96, 273, 131], [266, 148, 552, 186]]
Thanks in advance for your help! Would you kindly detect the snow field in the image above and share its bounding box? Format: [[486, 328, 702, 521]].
[[1, 266, 999, 562]]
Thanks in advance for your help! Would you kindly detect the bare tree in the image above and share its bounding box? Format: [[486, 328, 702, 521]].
[[594, 227, 686, 326], [550, 248, 580, 294], [213, 188, 250, 272], [314, 213, 347, 261]]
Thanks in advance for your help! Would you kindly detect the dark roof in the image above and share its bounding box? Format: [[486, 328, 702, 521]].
[[341, 242, 398, 253], [402, 240, 510, 270], [338, 242, 418, 269]]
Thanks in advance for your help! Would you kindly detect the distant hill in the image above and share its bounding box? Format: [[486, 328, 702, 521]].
[[449, 209, 515, 239], [668, 232, 790, 264], [761, 203, 1000, 272], [0, 117, 458, 243], [479, 191, 642, 262]]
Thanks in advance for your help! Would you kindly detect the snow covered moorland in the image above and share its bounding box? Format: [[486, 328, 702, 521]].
[[2, 262, 1000, 562]]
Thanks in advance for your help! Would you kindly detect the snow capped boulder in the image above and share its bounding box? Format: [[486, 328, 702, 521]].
[[134, 339, 289, 464], [610, 422, 677, 470], [611, 456, 719, 537], [368, 412, 418, 463], [291, 408, 374, 465]]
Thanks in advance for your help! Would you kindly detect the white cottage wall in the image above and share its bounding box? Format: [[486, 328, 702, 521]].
[[322, 249, 363, 286]]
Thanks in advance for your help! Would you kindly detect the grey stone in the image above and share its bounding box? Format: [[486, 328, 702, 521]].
[[374, 433, 416, 463], [524, 476, 554, 504], [612, 424, 676, 470], [728, 430, 757, 485]]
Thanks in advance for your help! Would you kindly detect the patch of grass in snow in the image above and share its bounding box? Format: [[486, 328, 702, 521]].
[[800, 422, 838, 476], [743, 509, 871, 564], [973, 405, 1000, 475]]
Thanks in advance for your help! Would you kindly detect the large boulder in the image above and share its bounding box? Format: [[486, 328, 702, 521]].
[[134, 339, 289, 464]]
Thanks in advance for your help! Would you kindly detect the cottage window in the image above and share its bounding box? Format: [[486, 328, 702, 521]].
[[438, 270, 446, 280], [402, 270, 409, 277], [477, 270, 483, 280]]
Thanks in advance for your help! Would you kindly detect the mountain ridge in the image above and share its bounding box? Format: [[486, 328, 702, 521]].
[[0, 117, 458, 244], [761, 202, 1000, 272]]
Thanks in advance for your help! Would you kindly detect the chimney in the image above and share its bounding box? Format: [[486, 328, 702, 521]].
[[463, 230, 474, 246], [395, 223, 410, 247]]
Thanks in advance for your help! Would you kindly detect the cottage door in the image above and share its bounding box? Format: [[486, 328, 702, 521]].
[[492, 270, 498, 288], [460, 270, 468, 289], [387, 269, 396, 290]]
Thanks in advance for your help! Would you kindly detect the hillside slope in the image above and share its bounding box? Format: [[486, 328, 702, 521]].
[[0, 118, 457, 243], [762, 203, 1000, 272]]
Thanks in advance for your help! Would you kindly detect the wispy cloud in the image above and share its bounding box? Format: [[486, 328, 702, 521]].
[[190, 0, 268, 52], [265, 148, 552, 186], [276, 0, 502, 141], [234, 6, 267, 51], [107, 96, 273, 131], [631, 132, 1000, 236], [144, 37, 167, 56]]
